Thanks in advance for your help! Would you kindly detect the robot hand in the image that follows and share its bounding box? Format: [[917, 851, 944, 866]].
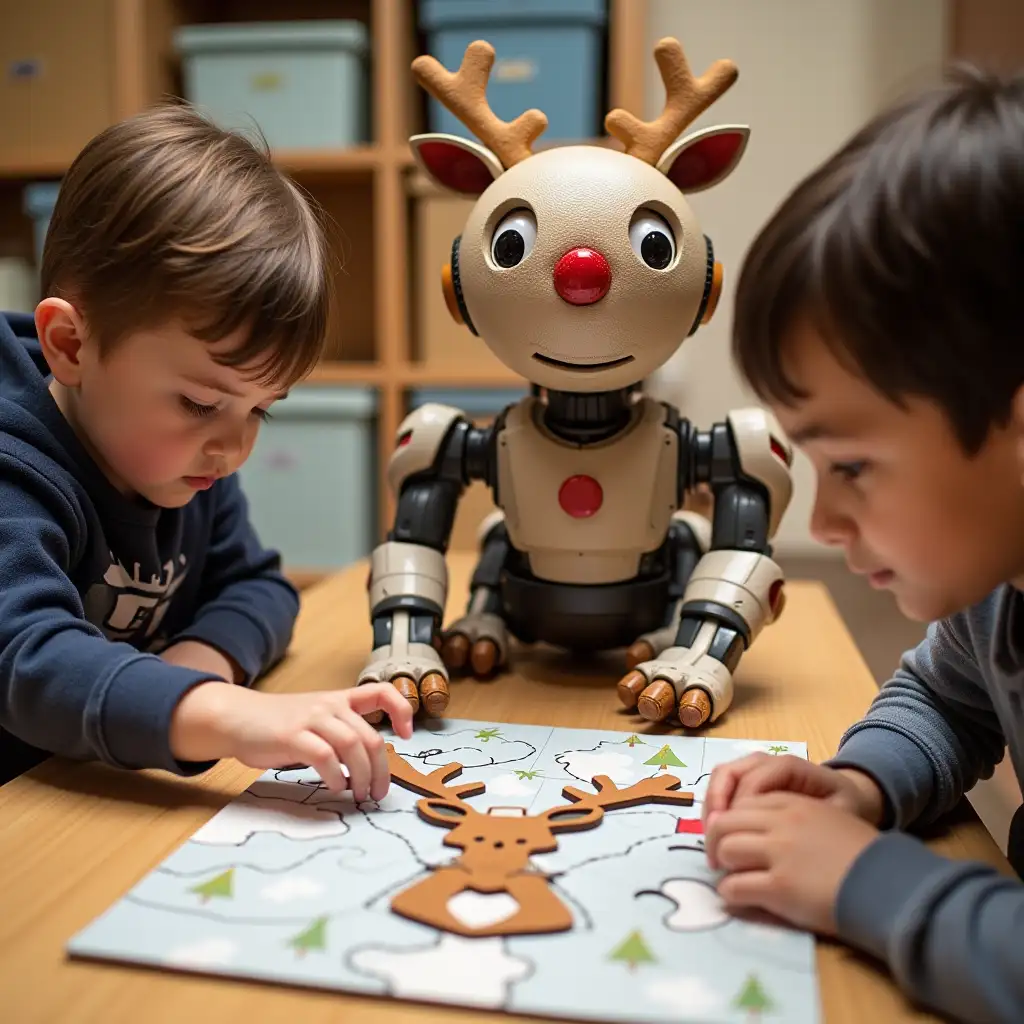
[[440, 611, 508, 678], [358, 644, 450, 723], [617, 646, 734, 730]]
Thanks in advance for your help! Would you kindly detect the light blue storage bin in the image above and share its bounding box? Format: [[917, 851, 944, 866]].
[[419, 0, 607, 142], [22, 182, 61, 267], [238, 386, 377, 570], [408, 387, 529, 418], [173, 21, 369, 148]]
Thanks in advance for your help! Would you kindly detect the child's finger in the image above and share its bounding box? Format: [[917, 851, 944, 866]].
[[368, 737, 391, 802], [318, 717, 372, 801], [731, 757, 831, 807], [717, 868, 773, 911], [715, 832, 772, 873], [703, 753, 766, 821], [293, 732, 347, 793], [347, 682, 416, 736], [704, 806, 773, 869], [386, 692, 414, 740], [339, 709, 391, 802]]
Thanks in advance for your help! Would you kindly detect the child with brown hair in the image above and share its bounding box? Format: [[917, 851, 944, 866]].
[[0, 103, 410, 795], [702, 65, 1024, 1023]]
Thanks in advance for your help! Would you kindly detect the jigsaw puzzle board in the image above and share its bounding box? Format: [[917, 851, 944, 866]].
[[68, 719, 820, 1023]]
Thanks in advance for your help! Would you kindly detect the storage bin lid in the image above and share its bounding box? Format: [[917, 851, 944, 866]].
[[409, 387, 527, 416], [173, 21, 368, 56], [22, 182, 61, 218], [420, 0, 606, 29], [270, 386, 376, 419]]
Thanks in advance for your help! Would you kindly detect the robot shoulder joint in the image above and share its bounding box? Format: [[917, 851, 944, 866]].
[[387, 403, 465, 493], [727, 407, 794, 535]]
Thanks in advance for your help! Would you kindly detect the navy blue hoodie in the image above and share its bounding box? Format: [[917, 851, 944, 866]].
[[0, 311, 299, 777]]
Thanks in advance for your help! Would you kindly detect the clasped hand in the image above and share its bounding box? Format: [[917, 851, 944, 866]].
[[700, 753, 886, 934]]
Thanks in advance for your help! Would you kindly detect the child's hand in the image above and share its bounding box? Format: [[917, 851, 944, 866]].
[[170, 682, 414, 800], [706, 792, 880, 935], [703, 753, 886, 865]]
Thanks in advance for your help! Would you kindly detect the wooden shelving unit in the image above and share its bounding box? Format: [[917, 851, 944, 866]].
[[0, 0, 648, 582]]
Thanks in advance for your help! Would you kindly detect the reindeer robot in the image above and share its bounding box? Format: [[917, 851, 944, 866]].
[[358, 36, 793, 731]]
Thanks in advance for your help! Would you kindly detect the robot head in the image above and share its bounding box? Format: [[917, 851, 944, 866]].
[[409, 38, 749, 393]]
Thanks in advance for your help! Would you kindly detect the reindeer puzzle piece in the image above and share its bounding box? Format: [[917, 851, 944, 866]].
[[357, 33, 793, 735], [385, 744, 694, 937]]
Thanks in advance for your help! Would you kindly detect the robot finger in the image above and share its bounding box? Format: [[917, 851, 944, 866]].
[[617, 669, 648, 709], [469, 639, 499, 677], [637, 680, 677, 723], [441, 632, 471, 670], [419, 671, 450, 717], [391, 674, 421, 715]]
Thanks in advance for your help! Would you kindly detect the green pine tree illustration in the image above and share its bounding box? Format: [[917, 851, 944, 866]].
[[624, 734, 646, 748], [288, 916, 328, 957], [732, 973, 776, 1021], [643, 744, 686, 771], [767, 744, 789, 756], [608, 929, 657, 971], [189, 868, 234, 903], [475, 728, 502, 742]]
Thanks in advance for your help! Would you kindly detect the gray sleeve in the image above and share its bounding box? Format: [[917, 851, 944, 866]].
[[836, 832, 1024, 1024], [825, 609, 1006, 828]]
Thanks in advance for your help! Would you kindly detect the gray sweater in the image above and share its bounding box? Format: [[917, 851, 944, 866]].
[[828, 583, 1024, 1024]]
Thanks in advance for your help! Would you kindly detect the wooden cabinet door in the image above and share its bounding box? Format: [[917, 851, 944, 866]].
[[0, 0, 116, 170]]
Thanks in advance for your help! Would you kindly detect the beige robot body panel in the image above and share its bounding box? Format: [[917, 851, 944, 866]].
[[387, 403, 464, 495], [495, 395, 678, 584], [727, 406, 794, 537]]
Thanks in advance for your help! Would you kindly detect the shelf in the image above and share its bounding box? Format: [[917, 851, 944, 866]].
[[399, 364, 527, 388], [0, 144, 386, 182], [0, 153, 72, 180], [272, 145, 382, 177], [305, 362, 528, 389], [305, 363, 385, 385]]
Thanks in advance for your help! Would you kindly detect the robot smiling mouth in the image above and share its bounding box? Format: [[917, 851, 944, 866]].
[[531, 353, 635, 372]]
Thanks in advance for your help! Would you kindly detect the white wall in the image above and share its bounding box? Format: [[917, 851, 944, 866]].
[[644, 0, 950, 554]]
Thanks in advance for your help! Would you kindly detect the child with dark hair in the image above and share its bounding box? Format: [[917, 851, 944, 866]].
[[0, 103, 411, 795], [702, 66, 1024, 1023]]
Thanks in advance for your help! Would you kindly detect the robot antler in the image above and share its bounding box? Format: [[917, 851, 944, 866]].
[[605, 37, 738, 165], [411, 40, 548, 167]]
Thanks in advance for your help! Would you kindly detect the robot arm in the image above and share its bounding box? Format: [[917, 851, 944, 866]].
[[360, 403, 493, 719], [621, 408, 793, 728], [676, 408, 792, 719]]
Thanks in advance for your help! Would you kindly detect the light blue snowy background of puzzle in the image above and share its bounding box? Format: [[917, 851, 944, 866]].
[[68, 719, 820, 1024]]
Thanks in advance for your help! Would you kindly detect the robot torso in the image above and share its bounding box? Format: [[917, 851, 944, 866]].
[[495, 395, 679, 585]]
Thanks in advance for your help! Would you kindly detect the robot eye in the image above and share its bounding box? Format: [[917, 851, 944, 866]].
[[491, 209, 537, 269], [629, 210, 675, 270]]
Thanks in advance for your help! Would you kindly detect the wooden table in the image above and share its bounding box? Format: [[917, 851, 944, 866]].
[[0, 553, 1011, 1023]]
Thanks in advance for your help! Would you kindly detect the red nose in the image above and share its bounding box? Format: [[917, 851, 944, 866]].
[[553, 248, 611, 305]]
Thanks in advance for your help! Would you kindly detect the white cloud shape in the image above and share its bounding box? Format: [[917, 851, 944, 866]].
[[259, 876, 325, 904], [558, 750, 637, 785], [649, 878, 728, 932], [165, 937, 237, 968], [190, 792, 349, 845], [645, 975, 724, 1016], [351, 934, 530, 1006], [485, 774, 536, 798]]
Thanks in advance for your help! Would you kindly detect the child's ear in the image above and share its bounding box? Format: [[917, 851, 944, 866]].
[[35, 298, 89, 387]]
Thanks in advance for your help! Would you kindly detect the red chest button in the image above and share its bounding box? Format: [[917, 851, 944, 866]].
[[558, 475, 603, 518]]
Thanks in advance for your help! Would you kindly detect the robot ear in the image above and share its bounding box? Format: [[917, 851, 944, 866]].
[[656, 125, 749, 194], [409, 133, 504, 196]]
